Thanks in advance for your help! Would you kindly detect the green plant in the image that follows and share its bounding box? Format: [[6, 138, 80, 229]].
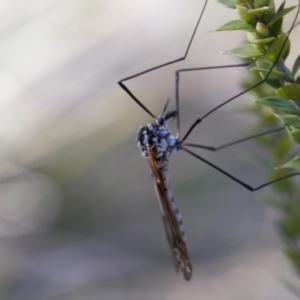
[[215, 0, 300, 294]]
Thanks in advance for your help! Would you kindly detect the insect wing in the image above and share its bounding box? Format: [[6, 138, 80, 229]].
[[147, 150, 192, 281]]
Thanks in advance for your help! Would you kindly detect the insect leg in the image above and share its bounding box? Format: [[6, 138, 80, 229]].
[[183, 127, 284, 151], [118, 0, 208, 118], [175, 62, 251, 139], [179, 2, 300, 143], [182, 147, 300, 192]]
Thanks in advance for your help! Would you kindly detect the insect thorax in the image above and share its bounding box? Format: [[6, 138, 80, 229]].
[[137, 111, 179, 159]]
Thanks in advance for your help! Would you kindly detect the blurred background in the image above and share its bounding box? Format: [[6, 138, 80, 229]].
[[0, 0, 299, 299]]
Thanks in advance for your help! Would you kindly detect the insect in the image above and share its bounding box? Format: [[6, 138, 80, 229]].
[[118, 1, 300, 280]]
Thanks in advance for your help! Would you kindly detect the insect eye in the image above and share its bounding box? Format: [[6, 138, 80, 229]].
[[156, 117, 164, 126]]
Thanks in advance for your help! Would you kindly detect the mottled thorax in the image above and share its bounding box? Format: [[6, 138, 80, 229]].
[[137, 110, 179, 159]]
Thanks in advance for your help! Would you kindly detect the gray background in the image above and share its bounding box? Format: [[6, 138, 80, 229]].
[[0, 0, 299, 299]]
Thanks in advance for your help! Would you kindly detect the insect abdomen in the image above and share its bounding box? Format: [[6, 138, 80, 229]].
[[169, 196, 186, 242], [159, 162, 186, 242]]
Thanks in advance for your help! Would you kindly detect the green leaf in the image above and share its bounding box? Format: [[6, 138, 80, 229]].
[[269, 15, 283, 37], [276, 83, 300, 101], [254, 59, 273, 71], [281, 154, 300, 169], [282, 38, 290, 60], [224, 44, 264, 58], [266, 33, 290, 61], [264, 0, 276, 20], [269, 1, 284, 37], [277, 115, 300, 144], [256, 96, 300, 114], [251, 37, 275, 44], [256, 22, 270, 38], [251, 60, 286, 79], [236, 5, 255, 24], [248, 6, 270, 15], [267, 6, 296, 27], [254, 0, 269, 9], [277, 115, 300, 127], [292, 55, 300, 76], [288, 127, 300, 144], [215, 0, 237, 9], [216, 20, 255, 31], [251, 66, 285, 77], [251, 60, 283, 88], [265, 77, 282, 89]]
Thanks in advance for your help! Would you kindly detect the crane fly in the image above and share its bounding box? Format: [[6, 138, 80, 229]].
[[137, 107, 192, 280], [118, 0, 300, 280]]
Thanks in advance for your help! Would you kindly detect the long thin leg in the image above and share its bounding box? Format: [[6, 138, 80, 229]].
[[175, 62, 251, 138], [179, 2, 300, 143], [183, 127, 284, 151], [118, 0, 208, 119], [182, 147, 300, 191]]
